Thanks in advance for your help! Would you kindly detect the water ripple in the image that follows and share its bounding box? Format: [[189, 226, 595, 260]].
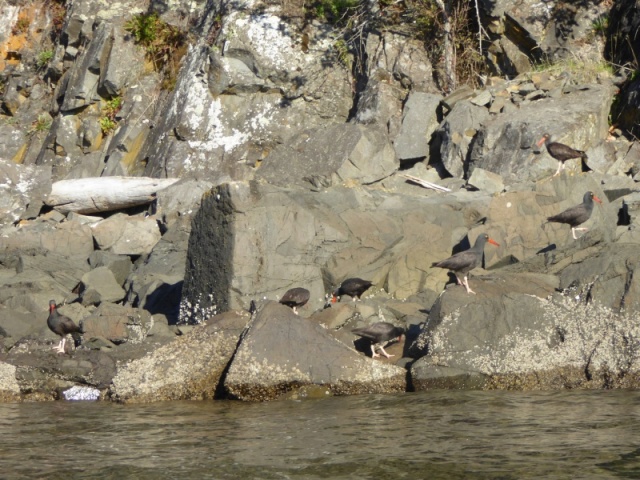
[[1, 390, 639, 479]]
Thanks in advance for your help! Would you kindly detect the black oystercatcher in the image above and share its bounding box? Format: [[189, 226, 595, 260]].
[[536, 133, 588, 177], [332, 278, 373, 302], [279, 287, 310, 314], [47, 300, 82, 354], [352, 322, 405, 359], [431, 233, 500, 295], [546, 191, 602, 240]]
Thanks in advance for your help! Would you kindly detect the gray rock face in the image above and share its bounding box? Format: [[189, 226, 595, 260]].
[[91, 214, 161, 255], [435, 101, 490, 178], [80, 266, 126, 305], [180, 181, 489, 322], [556, 243, 640, 313], [81, 303, 152, 344], [0, 306, 44, 349], [141, 7, 352, 182], [393, 92, 442, 161], [61, 21, 112, 112], [469, 85, 614, 183], [88, 251, 132, 286], [467, 168, 504, 194], [0, 0, 639, 403], [1, 220, 95, 257], [354, 31, 437, 136], [110, 311, 249, 403], [412, 283, 640, 390], [6, 347, 118, 400], [0, 160, 51, 224], [224, 302, 406, 401], [480, 0, 610, 74], [257, 123, 398, 189], [409, 272, 559, 359]]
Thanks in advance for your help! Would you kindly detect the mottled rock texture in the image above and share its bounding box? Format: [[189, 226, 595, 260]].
[[0, 0, 639, 401], [224, 302, 406, 401]]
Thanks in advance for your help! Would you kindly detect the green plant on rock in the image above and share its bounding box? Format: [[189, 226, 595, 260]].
[[333, 39, 352, 70], [100, 116, 117, 135], [313, 0, 361, 25], [592, 15, 609, 36], [29, 114, 52, 135], [124, 12, 188, 90], [12, 17, 30, 36], [532, 57, 614, 83], [100, 96, 122, 135], [36, 49, 54, 69], [125, 13, 160, 45]]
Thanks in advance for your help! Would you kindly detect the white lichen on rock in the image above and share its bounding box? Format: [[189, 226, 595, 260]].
[[427, 295, 640, 378]]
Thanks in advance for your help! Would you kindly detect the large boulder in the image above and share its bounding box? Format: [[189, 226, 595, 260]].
[[224, 302, 406, 401], [80, 266, 126, 305], [412, 283, 640, 390], [110, 310, 249, 403], [434, 100, 490, 178], [393, 92, 442, 162], [91, 214, 161, 255], [81, 303, 152, 344], [180, 181, 494, 322], [3, 348, 118, 401]]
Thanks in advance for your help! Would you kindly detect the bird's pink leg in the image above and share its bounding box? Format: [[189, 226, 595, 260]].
[[292, 306, 298, 315], [54, 337, 66, 354], [454, 275, 464, 286], [378, 345, 395, 358], [552, 161, 563, 177], [370, 344, 380, 358], [463, 276, 476, 295], [572, 227, 588, 239]]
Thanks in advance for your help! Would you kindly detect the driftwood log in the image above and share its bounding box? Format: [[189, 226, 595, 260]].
[[45, 177, 180, 214]]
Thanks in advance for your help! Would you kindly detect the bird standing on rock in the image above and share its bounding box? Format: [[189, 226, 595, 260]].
[[279, 287, 310, 315], [431, 233, 500, 295], [546, 191, 602, 240], [332, 278, 373, 302], [47, 300, 82, 354], [536, 133, 588, 177], [351, 322, 405, 359]]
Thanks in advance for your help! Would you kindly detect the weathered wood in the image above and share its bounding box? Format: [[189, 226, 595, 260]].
[[401, 174, 451, 192], [45, 177, 180, 214]]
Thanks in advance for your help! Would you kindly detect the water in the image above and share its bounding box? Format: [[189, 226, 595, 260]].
[[1, 390, 639, 479]]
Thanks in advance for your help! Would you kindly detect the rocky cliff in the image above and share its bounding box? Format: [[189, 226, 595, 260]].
[[1, 0, 640, 402]]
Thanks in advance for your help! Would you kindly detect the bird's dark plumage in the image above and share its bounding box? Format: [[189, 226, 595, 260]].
[[537, 133, 588, 176], [279, 287, 310, 314], [47, 300, 82, 354], [332, 278, 372, 302], [431, 233, 499, 294], [352, 322, 405, 358], [546, 191, 602, 239]]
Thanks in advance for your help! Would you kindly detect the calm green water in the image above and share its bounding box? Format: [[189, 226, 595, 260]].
[[1, 390, 639, 479]]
